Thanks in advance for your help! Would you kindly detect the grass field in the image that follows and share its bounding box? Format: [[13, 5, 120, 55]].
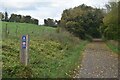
[[1, 21, 87, 78], [2, 22, 55, 39]]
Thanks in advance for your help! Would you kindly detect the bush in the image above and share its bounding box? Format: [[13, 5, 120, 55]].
[[85, 34, 93, 42]]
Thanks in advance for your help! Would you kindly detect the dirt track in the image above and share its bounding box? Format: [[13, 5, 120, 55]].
[[75, 40, 118, 78]]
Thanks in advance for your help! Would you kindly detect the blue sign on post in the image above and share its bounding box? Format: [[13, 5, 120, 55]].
[[22, 36, 26, 49], [22, 36, 26, 41]]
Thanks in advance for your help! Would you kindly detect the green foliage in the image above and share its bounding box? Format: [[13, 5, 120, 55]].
[[9, 13, 39, 25], [85, 34, 93, 42], [102, 1, 119, 41], [3, 63, 32, 78], [66, 21, 85, 39], [0, 12, 4, 20], [44, 18, 58, 27], [60, 4, 104, 39]]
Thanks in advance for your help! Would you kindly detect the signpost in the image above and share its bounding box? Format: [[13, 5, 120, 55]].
[[20, 35, 29, 66]]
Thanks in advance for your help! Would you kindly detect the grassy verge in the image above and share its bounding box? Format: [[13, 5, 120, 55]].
[[55, 41, 88, 78], [106, 41, 119, 54], [67, 41, 88, 78]]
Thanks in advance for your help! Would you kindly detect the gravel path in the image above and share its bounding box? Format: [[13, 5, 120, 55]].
[[75, 41, 118, 78]]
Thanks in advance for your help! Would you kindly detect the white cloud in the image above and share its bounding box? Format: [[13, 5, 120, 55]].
[[0, 0, 109, 24]]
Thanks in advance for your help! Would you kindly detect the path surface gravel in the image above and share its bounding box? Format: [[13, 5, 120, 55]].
[[75, 41, 118, 78]]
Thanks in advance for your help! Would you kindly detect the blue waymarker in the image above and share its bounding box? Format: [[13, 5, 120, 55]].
[[22, 36, 26, 41], [22, 35, 26, 49]]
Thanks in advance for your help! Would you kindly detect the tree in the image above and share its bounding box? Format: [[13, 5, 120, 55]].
[[20, 16, 25, 23], [31, 18, 39, 25], [60, 4, 104, 39], [9, 13, 39, 25], [44, 19, 48, 26], [24, 15, 31, 23], [102, 1, 119, 40], [16, 15, 22, 22], [47, 18, 55, 27], [5, 12, 8, 22], [44, 18, 57, 27], [9, 14, 22, 22], [0, 12, 4, 20], [9, 14, 16, 22], [66, 21, 85, 38], [55, 20, 60, 26]]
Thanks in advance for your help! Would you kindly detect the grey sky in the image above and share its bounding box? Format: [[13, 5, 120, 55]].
[[0, 0, 109, 24]]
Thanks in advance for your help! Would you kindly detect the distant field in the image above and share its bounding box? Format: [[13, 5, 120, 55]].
[[1, 22, 87, 78], [2, 22, 56, 39]]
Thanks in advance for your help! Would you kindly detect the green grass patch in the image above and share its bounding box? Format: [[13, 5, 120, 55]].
[[2, 21, 55, 39], [106, 41, 119, 54]]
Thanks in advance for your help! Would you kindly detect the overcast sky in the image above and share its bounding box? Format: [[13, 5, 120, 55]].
[[0, 0, 109, 24]]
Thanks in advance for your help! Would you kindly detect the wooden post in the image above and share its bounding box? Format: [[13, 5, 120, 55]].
[[5, 24, 8, 38], [16, 25, 18, 36], [20, 35, 29, 66]]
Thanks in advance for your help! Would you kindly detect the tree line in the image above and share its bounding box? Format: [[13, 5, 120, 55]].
[[60, 4, 104, 39], [0, 12, 39, 25], [60, 2, 119, 41], [44, 18, 60, 27], [101, 1, 120, 41]]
